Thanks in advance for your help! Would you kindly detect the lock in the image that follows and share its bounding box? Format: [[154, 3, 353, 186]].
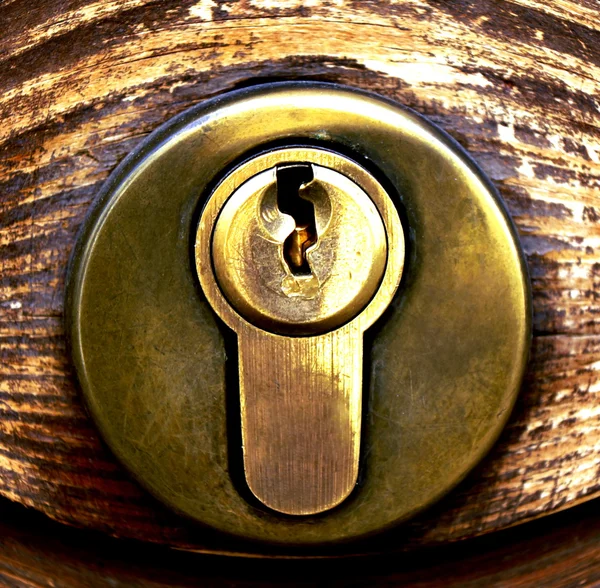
[[66, 82, 531, 546], [196, 147, 404, 515]]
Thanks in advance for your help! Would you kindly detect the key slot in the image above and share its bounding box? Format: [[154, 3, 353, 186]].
[[276, 163, 318, 276]]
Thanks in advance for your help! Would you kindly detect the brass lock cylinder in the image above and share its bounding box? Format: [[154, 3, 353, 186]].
[[197, 147, 404, 515]]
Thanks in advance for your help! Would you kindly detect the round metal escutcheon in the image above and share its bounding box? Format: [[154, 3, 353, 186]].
[[66, 82, 531, 546]]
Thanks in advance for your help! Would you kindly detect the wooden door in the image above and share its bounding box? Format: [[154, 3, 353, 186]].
[[0, 1, 599, 584]]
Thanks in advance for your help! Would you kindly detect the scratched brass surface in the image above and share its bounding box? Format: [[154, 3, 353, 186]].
[[66, 83, 531, 545], [197, 148, 403, 515]]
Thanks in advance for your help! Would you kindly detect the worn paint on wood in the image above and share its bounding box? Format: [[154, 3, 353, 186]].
[[0, 0, 599, 551]]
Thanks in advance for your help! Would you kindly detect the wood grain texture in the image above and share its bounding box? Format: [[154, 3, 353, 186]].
[[0, 0, 599, 553], [0, 495, 599, 586]]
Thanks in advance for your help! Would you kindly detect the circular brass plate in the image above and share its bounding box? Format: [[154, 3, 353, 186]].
[[67, 82, 531, 545]]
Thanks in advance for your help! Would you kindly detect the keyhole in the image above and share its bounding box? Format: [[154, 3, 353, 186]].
[[276, 164, 318, 275]]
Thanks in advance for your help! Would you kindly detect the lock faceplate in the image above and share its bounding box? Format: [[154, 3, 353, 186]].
[[197, 148, 404, 515], [66, 82, 531, 546]]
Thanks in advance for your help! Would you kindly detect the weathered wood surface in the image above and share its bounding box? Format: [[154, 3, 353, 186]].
[[0, 0, 599, 553]]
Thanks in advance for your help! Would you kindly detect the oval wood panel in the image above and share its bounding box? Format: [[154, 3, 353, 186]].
[[0, 0, 599, 553]]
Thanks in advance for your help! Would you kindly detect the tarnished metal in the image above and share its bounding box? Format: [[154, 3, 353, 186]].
[[196, 148, 404, 515], [66, 82, 531, 546]]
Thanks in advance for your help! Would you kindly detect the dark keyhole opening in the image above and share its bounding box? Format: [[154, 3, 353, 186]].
[[276, 164, 318, 276]]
